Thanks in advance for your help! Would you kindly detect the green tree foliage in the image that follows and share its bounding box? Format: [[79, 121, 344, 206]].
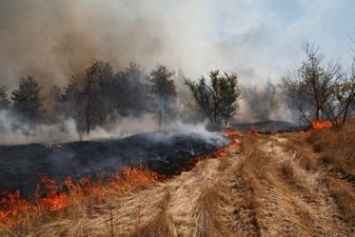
[[283, 43, 355, 126], [0, 85, 10, 110], [11, 76, 43, 121], [64, 61, 114, 136], [111, 63, 148, 117], [150, 64, 176, 127], [186, 70, 239, 127]]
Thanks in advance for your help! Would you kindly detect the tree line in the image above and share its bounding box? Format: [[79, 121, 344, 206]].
[[0, 62, 240, 139], [1, 43, 355, 139]]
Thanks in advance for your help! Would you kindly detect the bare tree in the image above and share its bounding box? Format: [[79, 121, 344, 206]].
[[283, 43, 355, 126], [186, 70, 239, 127], [149, 64, 176, 127], [323, 63, 355, 125]]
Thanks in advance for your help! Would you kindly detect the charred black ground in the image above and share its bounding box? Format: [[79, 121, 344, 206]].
[[0, 121, 303, 199], [0, 131, 227, 198]]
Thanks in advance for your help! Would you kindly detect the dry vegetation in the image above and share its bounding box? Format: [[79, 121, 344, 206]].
[[1, 121, 355, 236]]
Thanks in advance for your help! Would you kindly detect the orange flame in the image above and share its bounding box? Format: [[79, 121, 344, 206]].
[[0, 190, 33, 226], [0, 167, 159, 228], [0, 144, 233, 229], [311, 121, 333, 130], [222, 130, 242, 138], [35, 176, 69, 213]]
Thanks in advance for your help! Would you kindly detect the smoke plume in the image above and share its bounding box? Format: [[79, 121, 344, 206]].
[[0, 0, 351, 144], [0, 0, 352, 89], [0, 0, 222, 89]]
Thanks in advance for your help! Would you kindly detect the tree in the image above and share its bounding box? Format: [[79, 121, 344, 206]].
[[111, 63, 149, 117], [64, 61, 114, 135], [149, 64, 176, 127], [242, 79, 278, 121], [186, 70, 240, 127], [324, 64, 355, 125], [283, 43, 355, 126], [0, 85, 10, 110], [11, 76, 43, 121]]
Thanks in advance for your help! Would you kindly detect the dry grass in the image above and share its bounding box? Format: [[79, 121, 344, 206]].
[[307, 119, 355, 172], [1, 122, 355, 236]]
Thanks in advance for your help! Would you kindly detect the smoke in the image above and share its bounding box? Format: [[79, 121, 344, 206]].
[[0, 0, 221, 89], [0, 0, 352, 144], [0, 110, 224, 145], [1, 0, 352, 89], [0, 110, 77, 144]]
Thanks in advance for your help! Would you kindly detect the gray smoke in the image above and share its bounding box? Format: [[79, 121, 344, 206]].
[[0, 0, 351, 144], [0, 0, 225, 90], [0, 0, 352, 89], [0, 0, 163, 89]]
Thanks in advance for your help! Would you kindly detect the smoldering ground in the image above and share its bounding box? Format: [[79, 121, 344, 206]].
[[0, 129, 227, 198]]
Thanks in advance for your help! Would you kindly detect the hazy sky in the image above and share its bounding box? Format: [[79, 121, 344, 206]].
[[208, 0, 355, 81], [0, 0, 354, 87]]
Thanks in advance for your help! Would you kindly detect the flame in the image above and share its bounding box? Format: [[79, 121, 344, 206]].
[[0, 141, 233, 229], [36, 176, 69, 213], [0, 167, 159, 228], [222, 130, 242, 138], [0, 190, 33, 226], [311, 121, 333, 130]]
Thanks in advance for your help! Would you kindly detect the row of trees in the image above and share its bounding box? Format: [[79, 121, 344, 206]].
[[1, 42, 355, 138], [0, 62, 240, 138]]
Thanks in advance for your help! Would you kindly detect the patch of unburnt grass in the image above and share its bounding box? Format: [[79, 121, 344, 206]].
[[307, 120, 355, 174], [322, 176, 355, 225], [306, 120, 355, 226]]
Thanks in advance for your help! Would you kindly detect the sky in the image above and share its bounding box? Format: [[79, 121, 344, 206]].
[[0, 0, 354, 88]]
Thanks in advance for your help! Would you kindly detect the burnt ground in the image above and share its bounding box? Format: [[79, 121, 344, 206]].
[[1, 120, 355, 236], [0, 131, 227, 198], [14, 127, 355, 237], [229, 120, 305, 133]]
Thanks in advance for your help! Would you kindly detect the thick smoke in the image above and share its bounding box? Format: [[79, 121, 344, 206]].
[[0, 1, 351, 144], [0, 0, 162, 88], [0, 0, 352, 88], [0, 0, 223, 89]]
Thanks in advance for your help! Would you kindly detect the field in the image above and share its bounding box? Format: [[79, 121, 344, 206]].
[[1, 120, 355, 236]]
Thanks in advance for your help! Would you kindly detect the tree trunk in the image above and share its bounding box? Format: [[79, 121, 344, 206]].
[[159, 109, 162, 127]]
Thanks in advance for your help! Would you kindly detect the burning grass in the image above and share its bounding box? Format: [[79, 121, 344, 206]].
[[0, 167, 159, 233], [1, 123, 355, 236], [311, 120, 333, 129]]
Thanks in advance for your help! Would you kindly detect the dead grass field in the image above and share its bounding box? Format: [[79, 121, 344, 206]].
[[1, 120, 355, 236]]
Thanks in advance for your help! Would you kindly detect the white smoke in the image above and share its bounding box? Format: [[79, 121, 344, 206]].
[[0, 110, 77, 144], [0, 110, 226, 145]]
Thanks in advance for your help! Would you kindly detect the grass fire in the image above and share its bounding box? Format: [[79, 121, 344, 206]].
[[1, 120, 355, 236], [1, 1, 355, 236]]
